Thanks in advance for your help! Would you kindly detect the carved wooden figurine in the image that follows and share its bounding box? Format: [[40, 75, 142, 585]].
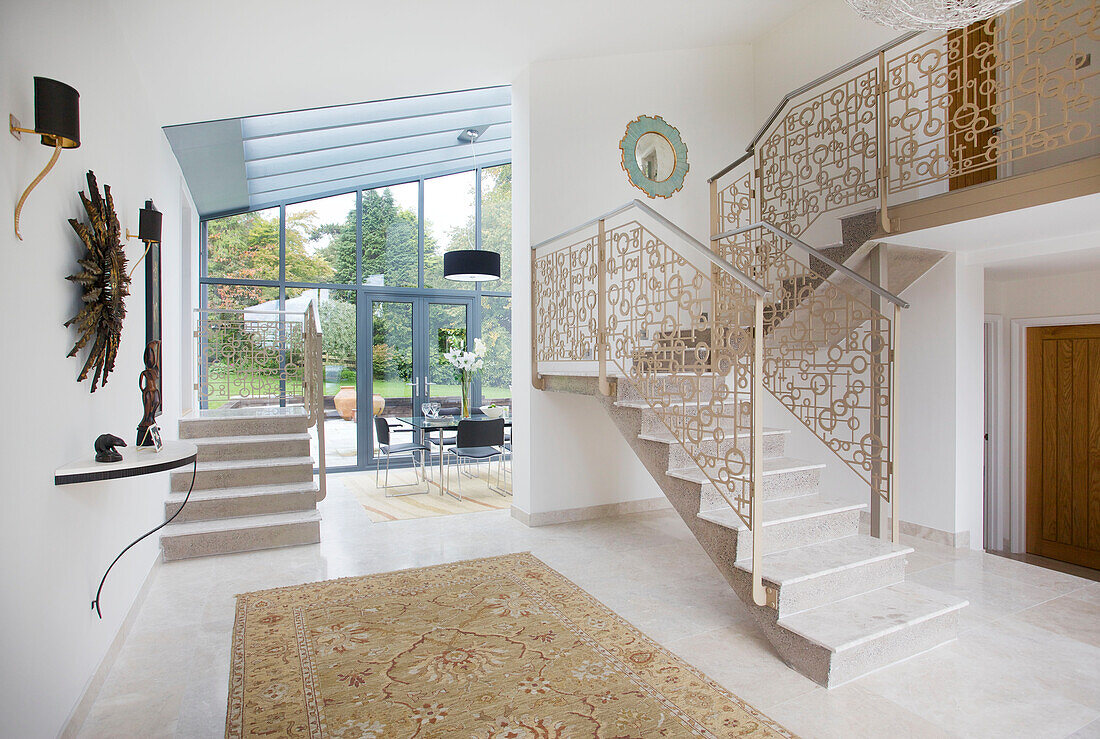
[[136, 340, 161, 446]]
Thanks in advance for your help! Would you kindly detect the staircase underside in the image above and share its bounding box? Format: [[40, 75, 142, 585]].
[[541, 373, 966, 688]]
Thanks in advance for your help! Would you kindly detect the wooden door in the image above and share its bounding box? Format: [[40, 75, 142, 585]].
[[1026, 324, 1100, 569], [947, 19, 998, 191]]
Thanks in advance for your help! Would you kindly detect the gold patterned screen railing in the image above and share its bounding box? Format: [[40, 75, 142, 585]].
[[532, 200, 773, 606], [713, 0, 1097, 240]]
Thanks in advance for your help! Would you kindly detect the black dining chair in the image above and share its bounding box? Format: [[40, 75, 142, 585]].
[[444, 419, 506, 500], [374, 416, 430, 496], [425, 405, 459, 450]]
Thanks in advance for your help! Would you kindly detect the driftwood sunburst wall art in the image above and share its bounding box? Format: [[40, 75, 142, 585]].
[[65, 171, 129, 391]]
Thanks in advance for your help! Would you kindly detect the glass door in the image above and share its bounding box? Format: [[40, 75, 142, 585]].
[[423, 300, 472, 416], [363, 299, 416, 464]]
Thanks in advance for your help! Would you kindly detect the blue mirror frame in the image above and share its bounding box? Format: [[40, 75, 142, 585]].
[[619, 115, 689, 199]]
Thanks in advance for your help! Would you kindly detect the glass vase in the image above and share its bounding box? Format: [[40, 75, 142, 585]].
[[461, 372, 472, 418]]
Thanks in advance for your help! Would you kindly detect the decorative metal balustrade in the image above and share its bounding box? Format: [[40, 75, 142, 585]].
[[195, 305, 326, 498], [533, 201, 771, 606]]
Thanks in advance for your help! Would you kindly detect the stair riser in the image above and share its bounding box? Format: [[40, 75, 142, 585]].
[[161, 520, 320, 561], [171, 463, 313, 492], [195, 438, 311, 462], [667, 432, 786, 471], [824, 609, 961, 687], [617, 376, 731, 405], [639, 404, 751, 437], [180, 415, 308, 438], [769, 554, 907, 617], [732, 509, 861, 560], [166, 491, 317, 522], [699, 466, 822, 507]]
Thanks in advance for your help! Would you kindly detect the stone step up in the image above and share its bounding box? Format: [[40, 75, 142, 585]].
[[165, 481, 319, 522], [617, 373, 732, 405], [638, 427, 789, 469], [171, 456, 314, 492], [190, 432, 311, 462], [666, 456, 825, 501], [160, 510, 321, 561], [179, 408, 309, 439], [776, 580, 968, 687], [698, 494, 865, 559], [734, 534, 912, 616]]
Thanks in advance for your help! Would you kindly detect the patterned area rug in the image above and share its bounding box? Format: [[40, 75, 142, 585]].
[[345, 468, 511, 522], [226, 553, 794, 738]]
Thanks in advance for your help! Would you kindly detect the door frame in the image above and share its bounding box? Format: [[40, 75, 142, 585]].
[[983, 315, 1004, 551], [359, 290, 478, 469], [1009, 312, 1100, 553]]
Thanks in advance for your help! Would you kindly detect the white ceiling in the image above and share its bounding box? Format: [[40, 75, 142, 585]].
[[107, 0, 815, 128]]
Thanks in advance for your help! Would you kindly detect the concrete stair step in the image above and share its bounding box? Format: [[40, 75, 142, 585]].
[[160, 510, 321, 561], [776, 580, 968, 687], [179, 408, 309, 438], [165, 481, 319, 521], [639, 427, 789, 468], [190, 432, 311, 462], [698, 494, 865, 558], [734, 534, 912, 616], [171, 456, 314, 492], [666, 456, 824, 501]]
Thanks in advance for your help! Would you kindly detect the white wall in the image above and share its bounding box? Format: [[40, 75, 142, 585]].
[[513, 44, 756, 516], [985, 258, 1100, 551], [0, 3, 197, 736]]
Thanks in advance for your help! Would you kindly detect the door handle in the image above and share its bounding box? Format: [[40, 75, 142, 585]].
[[406, 378, 420, 393]]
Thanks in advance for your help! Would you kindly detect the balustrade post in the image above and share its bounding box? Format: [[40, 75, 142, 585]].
[[869, 244, 888, 539], [751, 293, 766, 607], [597, 218, 611, 396], [877, 50, 893, 234], [890, 302, 900, 543], [530, 252, 545, 391]]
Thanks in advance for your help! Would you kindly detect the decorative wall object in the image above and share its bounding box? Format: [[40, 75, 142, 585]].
[[9, 77, 80, 240], [125, 200, 164, 406], [136, 341, 161, 446], [619, 115, 689, 199], [93, 434, 126, 463], [65, 171, 129, 391]]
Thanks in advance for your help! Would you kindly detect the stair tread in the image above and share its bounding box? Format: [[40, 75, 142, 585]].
[[189, 432, 311, 445], [614, 398, 746, 410], [161, 509, 321, 536], [699, 495, 865, 531], [734, 533, 911, 583], [666, 456, 825, 483], [776, 579, 967, 653], [166, 481, 318, 503], [638, 427, 789, 444], [177, 456, 315, 473], [182, 407, 307, 421]]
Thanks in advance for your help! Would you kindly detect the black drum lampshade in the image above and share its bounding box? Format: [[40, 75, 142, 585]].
[[139, 200, 162, 243], [33, 77, 80, 149], [444, 249, 500, 282]]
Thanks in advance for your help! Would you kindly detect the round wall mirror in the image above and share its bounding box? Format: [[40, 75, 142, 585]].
[[620, 115, 689, 198]]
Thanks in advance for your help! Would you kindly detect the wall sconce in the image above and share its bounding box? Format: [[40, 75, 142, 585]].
[[126, 200, 162, 276], [10, 77, 81, 241]]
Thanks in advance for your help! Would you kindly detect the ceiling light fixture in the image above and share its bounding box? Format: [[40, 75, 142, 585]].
[[844, 0, 1025, 29], [444, 124, 500, 282]]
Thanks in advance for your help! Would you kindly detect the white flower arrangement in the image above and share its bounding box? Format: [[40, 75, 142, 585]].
[[443, 337, 487, 375]]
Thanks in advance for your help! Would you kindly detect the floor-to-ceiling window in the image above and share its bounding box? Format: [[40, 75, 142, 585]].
[[199, 164, 512, 471]]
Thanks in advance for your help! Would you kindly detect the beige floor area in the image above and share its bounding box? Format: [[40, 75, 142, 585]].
[[76, 476, 1100, 738]]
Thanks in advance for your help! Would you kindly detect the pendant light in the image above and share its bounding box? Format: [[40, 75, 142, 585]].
[[444, 126, 500, 282]]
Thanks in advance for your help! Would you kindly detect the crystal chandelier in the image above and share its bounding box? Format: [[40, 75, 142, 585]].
[[845, 0, 1025, 30]]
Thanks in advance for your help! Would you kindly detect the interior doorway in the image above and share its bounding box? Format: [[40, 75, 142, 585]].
[[1025, 323, 1100, 569]]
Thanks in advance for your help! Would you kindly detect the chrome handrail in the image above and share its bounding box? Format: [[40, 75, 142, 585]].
[[532, 199, 770, 299], [714, 221, 910, 309], [708, 30, 921, 183]]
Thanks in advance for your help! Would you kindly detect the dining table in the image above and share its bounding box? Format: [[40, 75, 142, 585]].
[[395, 413, 512, 497]]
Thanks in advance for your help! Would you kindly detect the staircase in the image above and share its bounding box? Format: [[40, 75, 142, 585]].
[[159, 408, 321, 560], [546, 369, 966, 687]]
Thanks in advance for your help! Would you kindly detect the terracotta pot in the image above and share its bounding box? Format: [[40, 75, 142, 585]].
[[372, 393, 385, 415], [334, 386, 356, 421]]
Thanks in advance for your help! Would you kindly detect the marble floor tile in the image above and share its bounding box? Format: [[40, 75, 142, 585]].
[[75, 476, 1100, 739]]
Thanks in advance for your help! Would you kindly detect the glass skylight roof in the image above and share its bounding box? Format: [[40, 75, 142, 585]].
[[165, 85, 511, 218]]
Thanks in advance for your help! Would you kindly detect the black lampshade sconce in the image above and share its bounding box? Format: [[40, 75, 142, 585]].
[[443, 249, 500, 282], [10, 77, 81, 240], [126, 200, 162, 277]]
